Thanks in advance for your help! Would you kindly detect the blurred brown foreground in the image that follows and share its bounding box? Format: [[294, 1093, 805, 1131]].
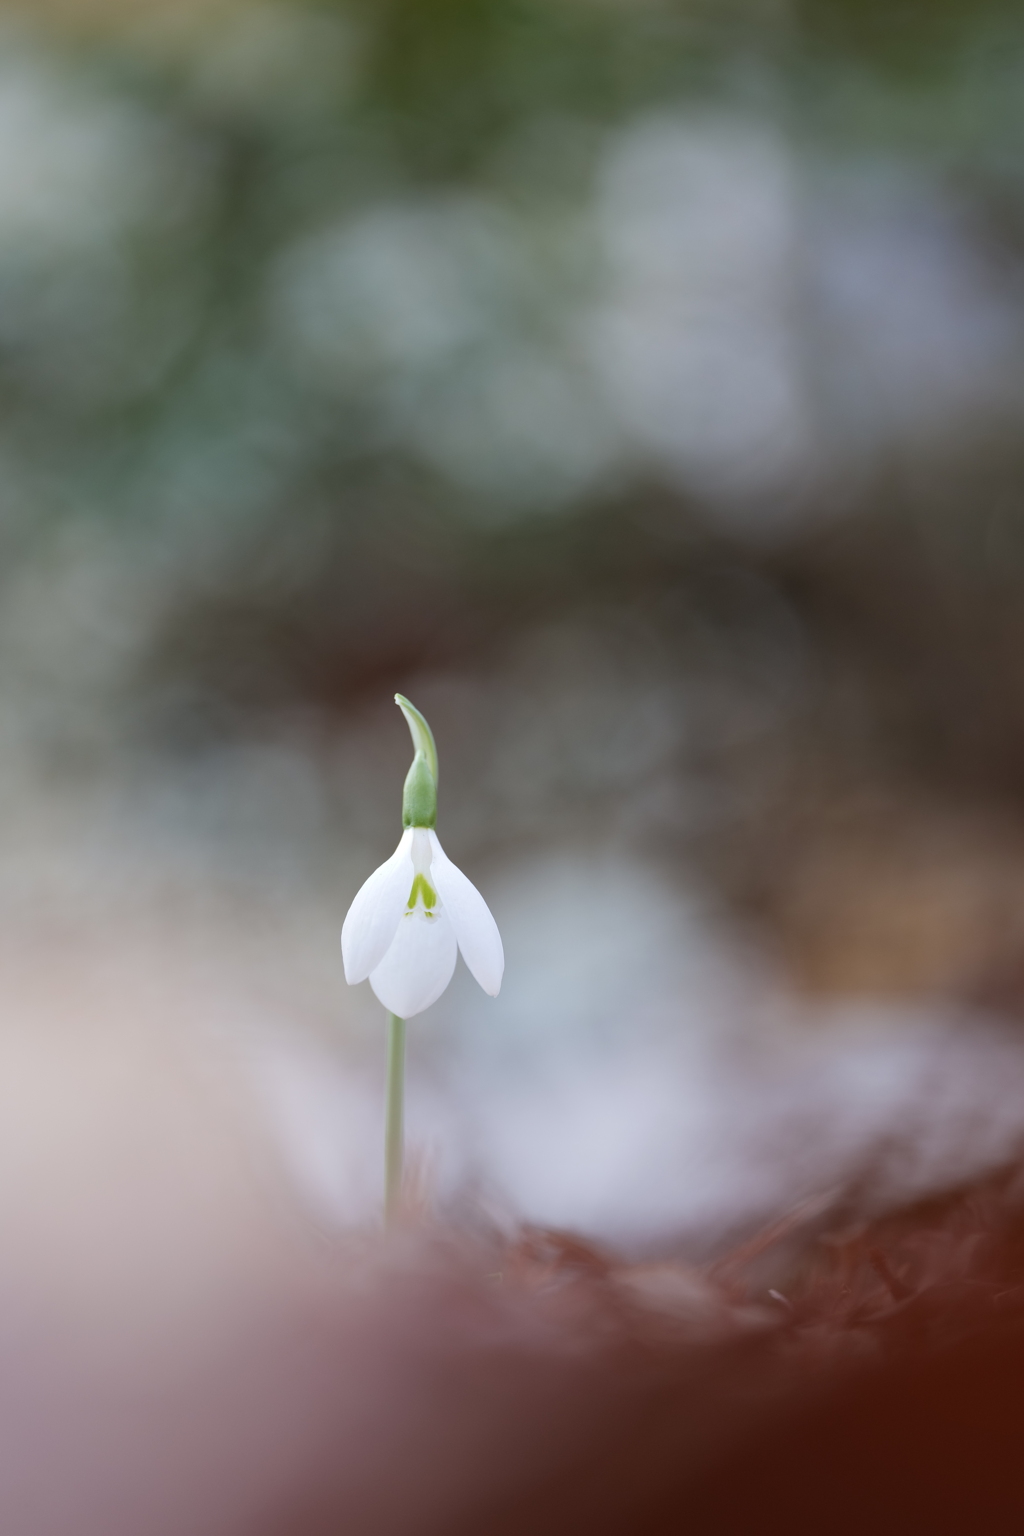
[[1, 928, 1022, 1536]]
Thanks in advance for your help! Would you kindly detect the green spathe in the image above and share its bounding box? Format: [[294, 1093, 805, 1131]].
[[396, 694, 438, 785], [397, 694, 438, 828]]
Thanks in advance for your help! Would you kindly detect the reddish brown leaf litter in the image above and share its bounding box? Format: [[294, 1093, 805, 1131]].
[[10, 1157, 1024, 1536], [236, 1166, 1024, 1536]]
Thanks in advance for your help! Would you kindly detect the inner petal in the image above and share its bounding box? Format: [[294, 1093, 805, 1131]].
[[407, 829, 439, 910], [369, 905, 457, 1018]]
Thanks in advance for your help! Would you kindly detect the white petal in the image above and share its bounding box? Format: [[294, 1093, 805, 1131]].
[[369, 907, 458, 1018], [427, 831, 504, 996], [341, 830, 415, 984]]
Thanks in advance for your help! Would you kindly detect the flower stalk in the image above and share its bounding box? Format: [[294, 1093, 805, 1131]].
[[384, 1012, 406, 1221]]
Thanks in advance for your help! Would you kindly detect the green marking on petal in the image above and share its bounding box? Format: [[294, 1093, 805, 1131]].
[[407, 874, 438, 911]]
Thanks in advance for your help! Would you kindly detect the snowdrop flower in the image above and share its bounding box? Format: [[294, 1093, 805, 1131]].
[[342, 695, 504, 1019], [343, 694, 503, 1220]]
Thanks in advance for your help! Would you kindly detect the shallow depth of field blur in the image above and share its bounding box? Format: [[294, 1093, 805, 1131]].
[[4, 0, 1024, 1462], [6, 0, 1024, 1528], [5, 0, 1024, 1232]]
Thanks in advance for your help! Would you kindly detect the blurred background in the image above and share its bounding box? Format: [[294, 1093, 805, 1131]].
[[0, 0, 1023, 1310], [3, 1, 1024, 1528]]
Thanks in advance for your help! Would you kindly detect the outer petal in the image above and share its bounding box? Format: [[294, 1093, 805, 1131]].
[[427, 832, 504, 996], [341, 830, 415, 984], [369, 908, 458, 1018]]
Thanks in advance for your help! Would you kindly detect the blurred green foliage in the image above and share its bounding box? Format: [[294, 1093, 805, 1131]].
[[0, 0, 1023, 795]]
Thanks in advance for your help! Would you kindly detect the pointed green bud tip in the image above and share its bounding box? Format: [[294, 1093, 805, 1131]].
[[396, 695, 438, 827], [395, 694, 438, 788]]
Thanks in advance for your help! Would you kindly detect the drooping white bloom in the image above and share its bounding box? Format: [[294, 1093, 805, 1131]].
[[342, 825, 504, 1018]]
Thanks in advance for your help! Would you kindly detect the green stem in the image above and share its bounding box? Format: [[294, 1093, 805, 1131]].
[[384, 1012, 406, 1223]]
